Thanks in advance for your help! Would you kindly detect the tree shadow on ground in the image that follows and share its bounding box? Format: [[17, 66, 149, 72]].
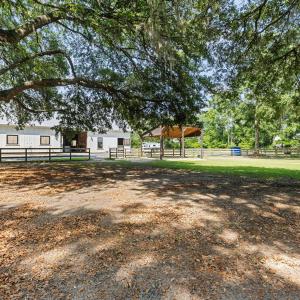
[[0, 163, 299, 299]]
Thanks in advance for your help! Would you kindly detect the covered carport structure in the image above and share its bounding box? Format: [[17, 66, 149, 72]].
[[142, 125, 202, 159]]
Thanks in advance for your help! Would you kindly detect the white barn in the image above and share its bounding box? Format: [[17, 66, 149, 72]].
[[0, 118, 131, 153]]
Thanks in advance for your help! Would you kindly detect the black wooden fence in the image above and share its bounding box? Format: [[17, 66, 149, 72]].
[[109, 147, 300, 159], [0, 147, 90, 162], [109, 148, 199, 159]]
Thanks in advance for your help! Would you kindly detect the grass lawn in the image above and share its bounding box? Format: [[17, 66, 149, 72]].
[[110, 157, 300, 180]]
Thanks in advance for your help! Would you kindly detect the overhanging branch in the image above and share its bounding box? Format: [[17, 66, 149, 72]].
[[0, 77, 165, 104], [0, 49, 76, 77], [0, 12, 62, 44], [15, 94, 65, 113]]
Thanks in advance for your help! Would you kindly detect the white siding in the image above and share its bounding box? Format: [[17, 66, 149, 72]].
[[88, 131, 131, 152], [0, 125, 61, 148], [0, 124, 131, 152]]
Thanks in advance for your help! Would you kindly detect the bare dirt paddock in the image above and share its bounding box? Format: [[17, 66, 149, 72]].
[[0, 162, 299, 300]]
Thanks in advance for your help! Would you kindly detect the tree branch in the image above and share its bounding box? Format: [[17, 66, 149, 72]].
[[0, 49, 76, 77], [271, 44, 300, 63], [257, 0, 298, 35], [0, 3, 120, 44], [0, 11, 62, 44], [239, 0, 269, 21], [0, 77, 163, 104], [15, 94, 64, 113]]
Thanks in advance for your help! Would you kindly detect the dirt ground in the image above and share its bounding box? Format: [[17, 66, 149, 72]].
[[0, 162, 299, 300]]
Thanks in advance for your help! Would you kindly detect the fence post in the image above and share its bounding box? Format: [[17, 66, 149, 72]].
[[70, 150, 72, 161], [49, 148, 51, 161], [0, 149, 2, 162], [124, 148, 127, 158], [88, 148, 91, 160], [151, 149, 153, 158], [25, 148, 28, 162]]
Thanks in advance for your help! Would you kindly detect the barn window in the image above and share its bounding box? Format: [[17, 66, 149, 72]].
[[40, 136, 50, 145], [6, 135, 18, 145], [97, 137, 103, 149], [117, 138, 124, 146]]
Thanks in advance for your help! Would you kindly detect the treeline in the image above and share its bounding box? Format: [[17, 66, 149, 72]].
[[132, 92, 300, 149], [202, 94, 299, 149]]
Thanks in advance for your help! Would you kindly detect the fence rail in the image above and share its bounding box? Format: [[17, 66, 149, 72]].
[[0, 147, 90, 162], [108, 147, 300, 159], [2, 146, 297, 162]]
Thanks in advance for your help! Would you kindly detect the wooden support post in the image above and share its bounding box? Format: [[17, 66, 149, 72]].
[[200, 128, 204, 159], [181, 127, 185, 158], [179, 138, 182, 156], [0, 149, 1, 162], [88, 148, 91, 160], [49, 148, 51, 161], [160, 127, 164, 160], [25, 148, 28, 162], [70, 150, 72, 160]]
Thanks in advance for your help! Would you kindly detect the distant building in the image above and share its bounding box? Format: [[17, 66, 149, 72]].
[[142, 142, 160, 149], [0, 118, 131, 152]]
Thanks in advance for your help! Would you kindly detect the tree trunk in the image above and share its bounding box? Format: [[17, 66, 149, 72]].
[[254, 115, 260, 155], [139, 135, 144, 157], [227, 131, 230, 147]]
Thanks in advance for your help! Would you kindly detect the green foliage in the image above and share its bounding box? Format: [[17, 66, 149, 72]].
[[163, 139, 179, 149], [0, 0, 220, 131], [184, 138, 200, 148], [131, 132, 142, 148], [0, 0, 299, 136], [202, 89, 299, 149]]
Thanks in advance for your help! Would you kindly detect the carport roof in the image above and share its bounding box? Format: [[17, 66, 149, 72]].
[[143, 126, 201, 138]]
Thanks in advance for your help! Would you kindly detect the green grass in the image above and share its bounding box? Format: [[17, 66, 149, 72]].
[[149, 158, 300, 180], [12, 156, 299, 181], [104, 157, 300, 180]]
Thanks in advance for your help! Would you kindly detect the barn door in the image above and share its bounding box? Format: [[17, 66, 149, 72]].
[[77, 132, 87, 149]]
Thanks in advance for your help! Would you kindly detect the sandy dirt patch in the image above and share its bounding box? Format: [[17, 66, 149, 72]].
[[0, 163, 299, 299]]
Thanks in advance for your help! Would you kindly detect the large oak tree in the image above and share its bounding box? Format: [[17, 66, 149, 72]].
[[0, 0, 225, 132], [0, 0, 299, 133]]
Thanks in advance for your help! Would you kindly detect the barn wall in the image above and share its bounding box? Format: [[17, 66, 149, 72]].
[[0, 125, 131, 152], [88, 131, 131, 152], [0, 125, 62, 148]]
